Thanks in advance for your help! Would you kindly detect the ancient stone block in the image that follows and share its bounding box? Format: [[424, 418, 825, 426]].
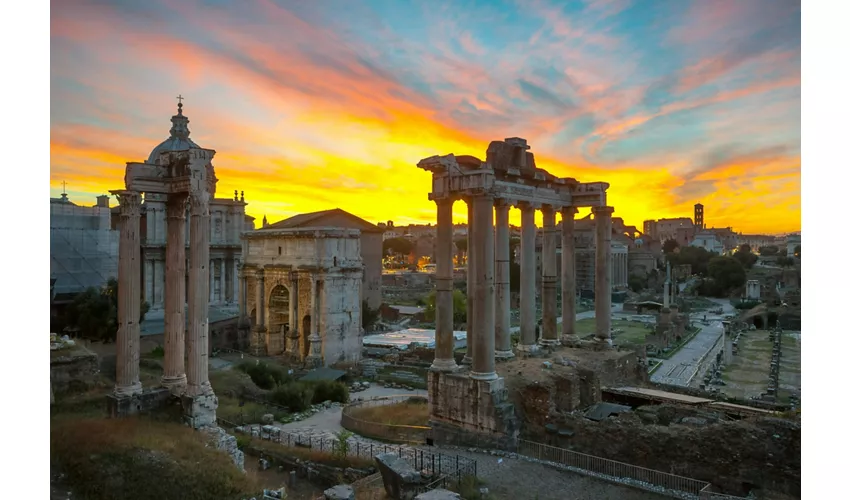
[[374, 453, 422, 500], [414, 490, 461, 500], [181, 392, 219, 429], [324, 484, 355, 500]]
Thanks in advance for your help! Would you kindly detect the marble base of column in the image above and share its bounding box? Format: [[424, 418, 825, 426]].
[[305, 335, 323, 367]]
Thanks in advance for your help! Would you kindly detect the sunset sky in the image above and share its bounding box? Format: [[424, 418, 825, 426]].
[[50, 0, 801, 234]]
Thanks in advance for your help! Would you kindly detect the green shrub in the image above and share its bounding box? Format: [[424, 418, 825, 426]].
[[310, 380, 349, 404], [269, 383, 314, 412], [149, 345, 165, 358], [236, 361, 291, 390]]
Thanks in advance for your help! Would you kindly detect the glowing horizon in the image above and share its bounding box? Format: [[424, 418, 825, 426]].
[[50, 0, 801, 235]]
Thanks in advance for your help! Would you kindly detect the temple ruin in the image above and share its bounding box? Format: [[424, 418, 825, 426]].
[[417, 137, 614, 445], [107, 100, 219, 428]]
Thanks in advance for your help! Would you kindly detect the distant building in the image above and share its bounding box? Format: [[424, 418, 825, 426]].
[[266, 208, 384, 309], [694, 203, 704, 230], [50, 193, 119, 302], [738, 234, 777, 252], [690, 231, 724, 253], [642, 217, 694, 246], [785, 233, 801, 257]]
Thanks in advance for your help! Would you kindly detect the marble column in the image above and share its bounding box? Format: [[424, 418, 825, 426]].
[[209, 259, 215, 303], [238, 266, 248, 328], [561, 207, 578, 344], [233, 259, 241, 307], [471, 193, 497, 380], [221, 258, 228, 303], [145, 259, 154, 306], [186, 191, 213, 397], [154, 258, 165, 308], [540, 205, 558, 346], [593, 206, 614, 345], [306, 277, 323, 366], [113, 190, 143, 397], [288, 273, 300, 358], [518, 202, 538, 353], [254, 269, 267, 354], [162, 194, 188, 393], [432, 198, 458, 371], [494, 199, 514, 359], [462, 198, 475, 365]]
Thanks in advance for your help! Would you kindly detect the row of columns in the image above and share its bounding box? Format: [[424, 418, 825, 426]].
[[431, 197, 614, 376], [611, 252, 628, 288], [113, 189, 213, 398], [144, 257, 239, 309]]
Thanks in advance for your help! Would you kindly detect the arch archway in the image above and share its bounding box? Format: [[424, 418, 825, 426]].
[[268, 285, 290, 352]]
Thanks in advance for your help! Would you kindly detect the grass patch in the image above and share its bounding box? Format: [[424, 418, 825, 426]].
[[573, 317, 653, 345], [347, 398, 430, 426], [51, 417, 257, 500]]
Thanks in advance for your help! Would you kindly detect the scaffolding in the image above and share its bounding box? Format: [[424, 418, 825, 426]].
[[50, 201, 119, 298]]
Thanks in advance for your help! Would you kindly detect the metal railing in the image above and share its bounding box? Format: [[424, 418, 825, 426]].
[[220, 418, 476, 485], [518, 439, 710, 498], [341, 395, 431, 444]]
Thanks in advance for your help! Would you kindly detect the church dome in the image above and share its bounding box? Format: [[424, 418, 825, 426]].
[[146, 99, 201, 164]]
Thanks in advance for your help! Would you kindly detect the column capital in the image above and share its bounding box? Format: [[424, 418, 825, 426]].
[[517, 200, 541, 211], [166, 194, 189, 220], [494, 197, 515, 208], [434, 197, 455, 208], [256, 267, 265, 279], [188, 190, 211, 216], [561, 206, 579, 217], [112, 190, 142, 218], [592, 205, 615, 216]]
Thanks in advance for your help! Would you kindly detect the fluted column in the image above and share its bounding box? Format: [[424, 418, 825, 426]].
[[518, 202, 538, 353], [238, 266, 247, 326], [233, 259, 241, 306], [306, 276, 323, 366], [462, 198, 475, 365], [162, 194, 188, 393], [540, 205, 558, 346], [432, 198, 458, 371], [561, 207, 578, 344], [186, 191, 214, 397], [470, 193, 497, 380], [221, 259, 228, 302], [494, 199, 514, 359], [593, 206, 614, 345], [113, 190, 143, 397]]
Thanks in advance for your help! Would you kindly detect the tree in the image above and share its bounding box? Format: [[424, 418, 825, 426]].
[[64, 278, 150, 342], [667, 246, 715, 276], [776, 256, 796, 268], [423, 289, 467, 324], [361, 300, 380, 330], [759, 245, 779, 256], [382, 237, 414, 257], [454, 238, 468, 253], [628, 273, 648, 293], [662, 239, 680, 254], [707, 256, 747, 294], [732, 245, 758, 269]]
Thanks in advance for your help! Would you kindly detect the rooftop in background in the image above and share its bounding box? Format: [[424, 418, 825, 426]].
[[363, 328, 467, 351], [264, 208, 383, 233]]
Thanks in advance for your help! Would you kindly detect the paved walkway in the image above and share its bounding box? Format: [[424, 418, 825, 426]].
[[650, 321, 724, 387]]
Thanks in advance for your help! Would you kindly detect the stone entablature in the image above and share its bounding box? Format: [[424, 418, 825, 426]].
[[240, 228, 364, 366]]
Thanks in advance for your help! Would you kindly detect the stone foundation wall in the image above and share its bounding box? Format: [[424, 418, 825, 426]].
[[530, 411, 800, 498], [50, 347, 99, 394], [427, 371, 518, 449]]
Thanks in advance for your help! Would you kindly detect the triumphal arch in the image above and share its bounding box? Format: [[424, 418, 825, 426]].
[[107, 102, 219, 428], [418, 137, 614, 445]]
